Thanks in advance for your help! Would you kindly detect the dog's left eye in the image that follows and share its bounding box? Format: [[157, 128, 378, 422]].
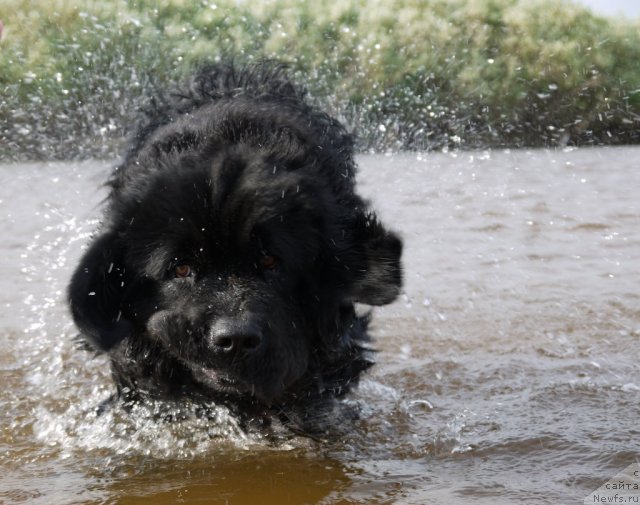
[[174, 263, 193, 278], [259, 254, 278, 270]]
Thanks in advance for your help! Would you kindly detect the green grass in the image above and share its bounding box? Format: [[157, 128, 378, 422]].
[[1, 0, 639, 160]]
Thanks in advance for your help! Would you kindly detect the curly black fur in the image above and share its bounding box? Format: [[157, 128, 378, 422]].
[[68, 62, 402, 430]]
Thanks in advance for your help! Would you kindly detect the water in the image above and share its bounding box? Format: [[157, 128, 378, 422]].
[[1, 147, 639, 504]]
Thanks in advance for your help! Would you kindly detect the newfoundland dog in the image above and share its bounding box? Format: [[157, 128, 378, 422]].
[[68, 62, 402, 428]]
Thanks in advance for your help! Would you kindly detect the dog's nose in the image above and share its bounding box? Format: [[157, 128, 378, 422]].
[[209, 317, 263, 355]]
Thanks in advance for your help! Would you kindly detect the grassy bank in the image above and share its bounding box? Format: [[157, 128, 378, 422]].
[[1, 0, 639, 160]]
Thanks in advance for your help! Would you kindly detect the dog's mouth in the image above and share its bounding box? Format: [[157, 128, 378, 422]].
[[196, 366, 239, 390], [188, 362, 285, 406]]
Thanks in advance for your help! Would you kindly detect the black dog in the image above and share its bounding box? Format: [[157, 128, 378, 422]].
[[68, 62, 402, 428]]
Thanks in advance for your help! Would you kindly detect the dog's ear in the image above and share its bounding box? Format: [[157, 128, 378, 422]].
[[349, 214, 403, 305], [68, 231, 133, 351]]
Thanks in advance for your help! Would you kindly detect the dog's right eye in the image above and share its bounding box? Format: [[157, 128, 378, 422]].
[[174, 263, 193, 278], [259, 254, 278, 270]]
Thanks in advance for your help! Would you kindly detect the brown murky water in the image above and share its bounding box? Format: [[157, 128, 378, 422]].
[[1, 147, 639, 504]]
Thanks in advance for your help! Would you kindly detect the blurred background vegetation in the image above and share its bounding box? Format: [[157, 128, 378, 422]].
[[1, 0, 639, 160]]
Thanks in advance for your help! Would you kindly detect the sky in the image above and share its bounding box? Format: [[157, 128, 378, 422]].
[[573, 0, 640, 18]]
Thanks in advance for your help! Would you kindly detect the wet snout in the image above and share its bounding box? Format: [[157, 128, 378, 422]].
[[208, 313, 264, 357]]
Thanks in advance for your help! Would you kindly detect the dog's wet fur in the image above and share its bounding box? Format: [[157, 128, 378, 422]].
[[68, 62, 402, 431]]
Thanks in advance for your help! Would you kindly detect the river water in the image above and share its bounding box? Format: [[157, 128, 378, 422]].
[[1, 147, 639, 504]]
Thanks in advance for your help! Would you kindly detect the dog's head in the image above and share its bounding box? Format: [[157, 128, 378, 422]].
[[69, 128, 401, 407]]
